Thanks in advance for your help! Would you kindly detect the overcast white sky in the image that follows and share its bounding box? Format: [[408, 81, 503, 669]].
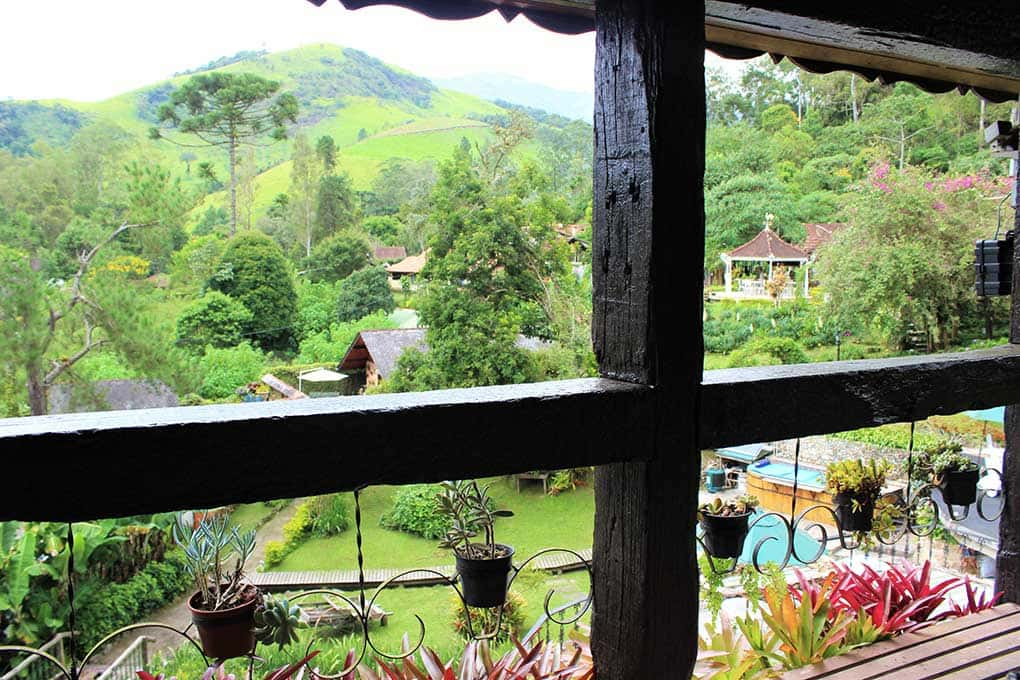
[[0, 0, 742, 102]]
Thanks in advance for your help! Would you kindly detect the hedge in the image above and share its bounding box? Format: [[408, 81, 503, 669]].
[[76, 550, 193, 650]]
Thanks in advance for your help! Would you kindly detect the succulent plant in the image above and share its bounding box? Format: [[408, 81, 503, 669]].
[[254, 595, 305, 649], [436, 480, 513, 559], [698, 494, 759, 517]]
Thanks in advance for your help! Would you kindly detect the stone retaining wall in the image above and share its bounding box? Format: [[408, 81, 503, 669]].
[[772, 435, 909, 480]]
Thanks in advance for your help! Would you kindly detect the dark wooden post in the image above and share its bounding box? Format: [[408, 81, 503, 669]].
[[999, 144, 1020, 603], [591, 0, 705, 676]]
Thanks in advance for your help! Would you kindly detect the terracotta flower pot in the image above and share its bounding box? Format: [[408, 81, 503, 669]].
[[699, 512, 752, 559], [455, 544, 515, 609], [188, 585, 258, 660], [833, 492, 875, 533], [939, 467, 980, 507]]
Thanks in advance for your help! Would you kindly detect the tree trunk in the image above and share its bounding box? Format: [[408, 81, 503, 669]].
[[26, 363, 47, 416], [229, 139, 238, 237], [850, 74, 859, 124]]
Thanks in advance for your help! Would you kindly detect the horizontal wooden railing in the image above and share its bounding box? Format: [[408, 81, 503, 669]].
[[3, 346, 1020, 521]]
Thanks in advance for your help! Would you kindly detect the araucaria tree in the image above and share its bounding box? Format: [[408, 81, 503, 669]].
[[151, 72, 298, 235]]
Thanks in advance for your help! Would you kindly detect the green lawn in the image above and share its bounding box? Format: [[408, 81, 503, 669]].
[[259, 477, 594, 662], [229, 501, 285, 535], [273, 478, 594, 572]]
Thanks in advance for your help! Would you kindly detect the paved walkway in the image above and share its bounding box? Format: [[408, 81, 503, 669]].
[[82, 500, 301, 676]]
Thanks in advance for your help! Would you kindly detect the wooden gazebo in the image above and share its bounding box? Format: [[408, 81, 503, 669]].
[[720, 224, 810, 298], [2, 2, 1019, 678]]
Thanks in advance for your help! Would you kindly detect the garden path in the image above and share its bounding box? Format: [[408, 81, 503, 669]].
[[82, 499, 302, 678]]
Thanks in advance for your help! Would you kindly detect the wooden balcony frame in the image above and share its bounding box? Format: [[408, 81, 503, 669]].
[[2, 1, 1019, 677]]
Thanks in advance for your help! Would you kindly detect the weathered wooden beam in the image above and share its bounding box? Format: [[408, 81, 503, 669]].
[[706, 2, 1020, 100], [701, 345, 1020, 449], [0, 378, 652, 522], [998, 163, 1020, 603], [592, 0, 705, 677]]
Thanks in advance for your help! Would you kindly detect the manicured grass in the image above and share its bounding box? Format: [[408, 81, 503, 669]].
[[229, 501, 284, 535], [274, 478, 594, 572], [268, 477, 594, 660]]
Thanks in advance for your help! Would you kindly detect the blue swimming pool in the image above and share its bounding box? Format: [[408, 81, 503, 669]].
[[749, 460, 826, 490], [966, 406, 1004, 423]]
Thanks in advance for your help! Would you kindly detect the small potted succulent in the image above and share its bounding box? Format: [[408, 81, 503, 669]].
[[825, 459, 892, 533], [697, 494, 759, 559], [924, 442, 980, 507], [254, 594, 306, 649], [174, 514, 259, 660], [437, 480, 515, 608]]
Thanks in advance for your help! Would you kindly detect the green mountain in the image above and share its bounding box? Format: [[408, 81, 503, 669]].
[[0, 44, 542, 221]]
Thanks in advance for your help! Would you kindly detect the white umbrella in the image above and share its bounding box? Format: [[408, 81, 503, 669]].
[[298, 368, 348, 393]]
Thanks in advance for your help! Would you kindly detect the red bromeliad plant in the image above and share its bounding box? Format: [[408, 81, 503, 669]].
[[945, 576, 1003, 617], [829, 560, 962, 637], [351, 633, 593, 680]]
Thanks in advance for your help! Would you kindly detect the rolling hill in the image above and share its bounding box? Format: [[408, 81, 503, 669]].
[[0, 44, 585, 225]]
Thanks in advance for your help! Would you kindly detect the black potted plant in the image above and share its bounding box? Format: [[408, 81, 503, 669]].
[[926, 443, 980, 507], [697, 494, 759, 559], [825, 458, 892, 533], [437, 480, 515, 609], [174, 514, 259, 660]]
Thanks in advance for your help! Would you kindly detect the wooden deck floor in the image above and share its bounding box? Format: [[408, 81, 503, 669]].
[[249, 548, 592, 591], [784, 602, 1020, 679]]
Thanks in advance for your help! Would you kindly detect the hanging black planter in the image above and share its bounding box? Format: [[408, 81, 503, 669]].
[[456, 544, 515, 608], [700, 512, 752, 559], [938, 466, 980, 507], [833, 493, 876, 533]]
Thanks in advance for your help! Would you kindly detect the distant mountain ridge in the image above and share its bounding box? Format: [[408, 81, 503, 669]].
[[0, 44, 592, 224], [433, 73, 592, 122]]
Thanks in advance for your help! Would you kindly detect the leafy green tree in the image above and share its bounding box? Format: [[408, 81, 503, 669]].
[[0, 163, 192, 415], [365, 157, 435, 217], [816, 165, 999, 349], [316, 173, 358, 236], [315, 135, 338, 174], [151, 72, 298, 235], [304, 232, 371, 283], [297, 310, 396, 363], [389, 288, 531, 391], [170, 234, 226, 292], [210, 232, 297, 352], [197, 342, 266, 399], [176, 291, 253, 353], [704, 173, 800, 269], [362, 215, 401, 244], [294, 279, 341, 341], [335, 266, 395, 322], [193, 205, 229, 236], [289, 132, 318, 257]]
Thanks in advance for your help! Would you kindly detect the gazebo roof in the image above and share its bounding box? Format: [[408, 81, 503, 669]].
[[724, 227, 808, 262]]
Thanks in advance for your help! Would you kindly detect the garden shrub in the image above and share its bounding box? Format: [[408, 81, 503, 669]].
[[379, 484, 450, 539], [703, 300, 843, 354], [175, 291, 253, 353], [197, 342, 266, 400], [449, 591, 526, 643], [308, 494, 350, 536], [262, 501, 319, 569], [262, 540, 288, 569], [727, 335, 808, 367], [76, 549, 192, 650]]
